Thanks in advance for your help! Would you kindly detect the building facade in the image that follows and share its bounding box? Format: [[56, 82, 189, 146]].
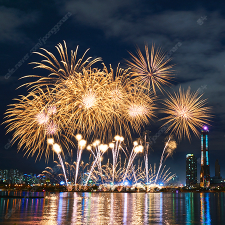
[[211, 159, 223, 185], [200, 126, 210, 188], [215, 159, 221, 178], [186, 154, 197, 187], [9, 169, 23, 184]]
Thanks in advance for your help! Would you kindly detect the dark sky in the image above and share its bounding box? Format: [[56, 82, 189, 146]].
[[0, 0, 225, 184]]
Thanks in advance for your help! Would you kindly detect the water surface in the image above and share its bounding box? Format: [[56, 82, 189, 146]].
[[0, 191, 224, 224]]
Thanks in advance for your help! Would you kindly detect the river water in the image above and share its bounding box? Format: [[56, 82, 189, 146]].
[[0, 191, 224, 224]]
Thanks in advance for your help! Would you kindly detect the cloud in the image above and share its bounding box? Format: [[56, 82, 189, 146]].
[[59, 2, 224, 43], [0, 6, 38, 43], [60, 3, 225, 95]]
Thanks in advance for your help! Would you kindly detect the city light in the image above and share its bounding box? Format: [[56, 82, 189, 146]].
[[203, 126, 208, 131]]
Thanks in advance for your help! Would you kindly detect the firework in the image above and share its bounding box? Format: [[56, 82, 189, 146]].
[[155, 137, 177, 184], [101, 64, 134, 140], [4, 87, 74, 160], [125, 160, 175, 185], [41, 157, 89, 185], [85, 140, 108, 185], [41, 148, 176, 187], [21, 41, 102, 89], [57, 64, 156, 141], [126, 44, 174, 94], [125, 88, 156, 134], [40, 167, 62, 184], [55, 67, 117, 141], [91, 155, 175, 186], [143, 133, 150, 184], [109, 135, 126, 184], [162, 86, 211, 140], [100, 156, 128, 184], [164, 139, 177, 161], [6, 43, 157, 157], [74, 134, 87, 185], [52, 142, 68, 186], [4, 42, 174, 163], [123, 142, 144, 183]]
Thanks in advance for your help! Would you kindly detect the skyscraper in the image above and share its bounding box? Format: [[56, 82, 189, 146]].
[[200, 126, 210, 188], [9, 169, 22, 184], [186, 154, 197, 187], [210, 159, 223, 185], [215, 159, 221, 178]]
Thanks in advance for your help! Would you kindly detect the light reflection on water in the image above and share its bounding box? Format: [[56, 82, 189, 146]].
[[0, 191, 224, 224]]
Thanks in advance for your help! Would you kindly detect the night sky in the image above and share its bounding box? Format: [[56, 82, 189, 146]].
[[0, 0, 225, 184]]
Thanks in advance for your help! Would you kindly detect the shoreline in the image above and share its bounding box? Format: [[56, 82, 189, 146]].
[[1, 188, 225, 194]]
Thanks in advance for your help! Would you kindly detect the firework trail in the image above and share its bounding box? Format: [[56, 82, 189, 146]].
[[154, 137, 177, 184], [100, 157, 127, 184], [164, 139, 177, 162], [48, 140, 68, 186], [74, 134, 87, 185], [85, 140, 108, 185], [40, 150, 176, 186], [100, 156, 175, 186], [135, 131, 151, 184], [109, 135, 127, 184], [144, 134, 150, 184], [56, 151, 68, 186], [41, 157, 89, 185], [123, 142, 143, 183]]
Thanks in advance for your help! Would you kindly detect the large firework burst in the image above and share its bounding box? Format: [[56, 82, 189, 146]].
[[100, 64, 156, 139], [162, 86, 211, 140], [3, 42, 161, 160], [56, 63, 156, 141], [126, 44, 174, 94], [55, 67, 117, 141], [4, 87, 74, 160]]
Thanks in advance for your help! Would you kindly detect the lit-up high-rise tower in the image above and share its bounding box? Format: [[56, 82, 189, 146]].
[[186, 154, 197, 187], [200, 126, 210, 188]]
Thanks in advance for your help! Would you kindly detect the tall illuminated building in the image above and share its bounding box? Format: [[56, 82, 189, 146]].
[[186, 154, 197, 187], [200, 126, 210, 188]]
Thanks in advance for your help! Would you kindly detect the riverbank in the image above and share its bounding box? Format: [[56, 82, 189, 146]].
[[1, 185, 225, 193]]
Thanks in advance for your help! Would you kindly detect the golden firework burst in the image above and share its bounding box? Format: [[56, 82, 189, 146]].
[[20, 41, 102, 90], [126, 44, 174, 94], [4, 87, 74, 160], [162, 86, 211, 140], [55, 67, 116, 141], [4, 42, 159, 160], [125, 88, 156, 133]]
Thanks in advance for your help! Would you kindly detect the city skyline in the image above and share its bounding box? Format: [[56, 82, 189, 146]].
[[1, 127, 224, 186], [0, 126, 224, 185], [0, 1, 225, 184], [0, 1, 225, 224]]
